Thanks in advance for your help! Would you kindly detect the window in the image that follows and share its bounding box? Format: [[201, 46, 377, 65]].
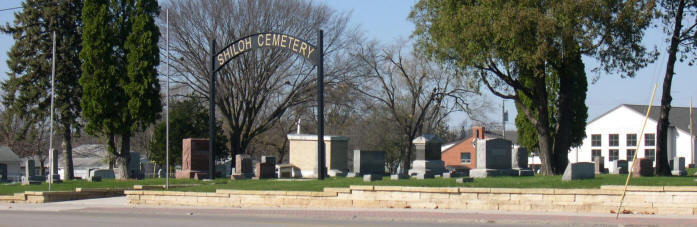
[[592, 149, 602, 159], [626, 134, 637, 147], [591, 134, 602, 147], [644, 149, 655, 161], [645, 133, 655, 146], [609, 134, 619, 147], [626, 149, 636, 160], [460, 152, 471, 164], [609, 149, 619, 161]]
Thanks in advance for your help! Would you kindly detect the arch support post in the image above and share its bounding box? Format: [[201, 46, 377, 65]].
[[317, 29, 325, 180], [209, 39, 217, 179]]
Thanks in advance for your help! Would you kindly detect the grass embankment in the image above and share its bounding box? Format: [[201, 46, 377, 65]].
[[2, 168, 696, 195]]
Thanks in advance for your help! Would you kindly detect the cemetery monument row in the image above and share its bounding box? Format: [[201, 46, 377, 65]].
[[408, 134, 446, 179], [176, 138, 210, 179]]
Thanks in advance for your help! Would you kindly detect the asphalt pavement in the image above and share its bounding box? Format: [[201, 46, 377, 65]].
[[1, 196, 696, 226]]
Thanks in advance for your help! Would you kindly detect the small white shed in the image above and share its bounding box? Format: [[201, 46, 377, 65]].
[[0, 146, 22, 182]]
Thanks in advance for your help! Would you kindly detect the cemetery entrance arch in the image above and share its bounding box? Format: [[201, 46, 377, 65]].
[[208, 31, 326, 179]]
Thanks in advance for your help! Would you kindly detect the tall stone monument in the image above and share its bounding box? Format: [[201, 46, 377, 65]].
[[287, 134, 348, 178], [469, 138, 516, 178], [593, 156, 607, 174], [47, 149, 61, 183], [511, 146, 533, 176], [672, 157, 687, 176], [408, 134, 446, 178], [175, 138, 210, 179]]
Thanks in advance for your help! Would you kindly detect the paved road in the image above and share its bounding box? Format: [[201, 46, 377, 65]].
[[1, 197, 696, 226]]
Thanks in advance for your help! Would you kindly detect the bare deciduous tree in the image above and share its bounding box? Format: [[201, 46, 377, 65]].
[[162, 0, 355, 161], [352, 41, 483, 175]]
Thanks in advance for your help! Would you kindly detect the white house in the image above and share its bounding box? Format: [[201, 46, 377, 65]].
[[570, 104, 696, 167], [0, 145, 22, 182]]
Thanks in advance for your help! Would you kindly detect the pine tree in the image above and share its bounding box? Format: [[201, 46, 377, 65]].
[[1, 0, 83, 179], [80, 0, 161, 179]]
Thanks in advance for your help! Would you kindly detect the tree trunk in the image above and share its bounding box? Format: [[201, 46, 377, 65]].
[[62, 127, 74, 180], [114, 134, 131, 179], [399, 141, 413, 176], [656, 0, 685, 176], [107, 133, 117, 171]]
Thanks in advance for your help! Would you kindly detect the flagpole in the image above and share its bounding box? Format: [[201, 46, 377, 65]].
[[49, 31, 56, 191]]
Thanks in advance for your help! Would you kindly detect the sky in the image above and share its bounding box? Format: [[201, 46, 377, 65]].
[[0, 0, 695, 131]]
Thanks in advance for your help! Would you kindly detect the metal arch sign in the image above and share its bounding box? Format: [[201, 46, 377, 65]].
[[207, 30, 326, 180], [214, 33, 320, 72]]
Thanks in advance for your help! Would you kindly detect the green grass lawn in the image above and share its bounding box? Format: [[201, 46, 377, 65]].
[[2, 170, 696, 195]]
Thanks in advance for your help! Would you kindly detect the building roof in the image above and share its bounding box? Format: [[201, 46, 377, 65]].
[[58, 144, 110, 169], [590, 104, 697, 134], [441, 130, 519, 153], [0, 145, 20, 162]]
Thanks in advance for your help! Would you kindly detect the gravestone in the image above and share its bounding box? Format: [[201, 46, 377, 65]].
[[255, 155, 276, 179], [128, 152, 142, 179], [91, 169, 115, 179], [593, 156, 607, 174], [456, 177, 474, 183], [511, 146, 534, 176], [363, 174, 382, 182], [390, 174, 409, 180], [353, 150, 385, 176], [0, 163, 6, 182], [22, 160, 44, 185], [88, 176, 102, 182], [408, 134, 446, 178], [469, 138, 516, 178], [175, 138, 210, 179], [562, 162, 595, 181], [608, 160, 628, 174], [671, 157, 687, 176], [442, 172, 451, 178], [47, 149, 62, 183], [157, 169, 165, 178], [232, 154, 254, 180], [278, 164, 300, 178], [632, 158, 654, 177]]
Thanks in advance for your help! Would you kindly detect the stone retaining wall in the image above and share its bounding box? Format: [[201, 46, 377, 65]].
[[125, 185, 697, 216], [0, 188, 124, 203]]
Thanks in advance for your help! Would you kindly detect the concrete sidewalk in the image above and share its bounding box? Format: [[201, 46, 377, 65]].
[[2, 196, 697, 226]]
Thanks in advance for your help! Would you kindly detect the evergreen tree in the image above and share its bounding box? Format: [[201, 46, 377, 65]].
[[1, 0, 83, 179], [148, 96, 228, 170], [80, 0, 161, 179]]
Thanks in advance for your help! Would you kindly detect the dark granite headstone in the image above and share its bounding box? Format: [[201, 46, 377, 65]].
[[254, 156, 276, 179], [470, 138, 516, 178], [632, 158, 654, 177], [409, 134, 446, 178], [176, 138, 210, 179], [0, 163, 7, 182], [353, 150, 385, 176], [232, 154, 254, 179]]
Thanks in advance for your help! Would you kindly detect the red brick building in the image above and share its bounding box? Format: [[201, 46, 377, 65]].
[[441, 126, 518, 169]]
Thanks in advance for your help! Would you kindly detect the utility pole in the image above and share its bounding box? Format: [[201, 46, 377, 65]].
[[691, 97, 693, 165], [502, 99, 506, 139], [165, 9, 170, 189]]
